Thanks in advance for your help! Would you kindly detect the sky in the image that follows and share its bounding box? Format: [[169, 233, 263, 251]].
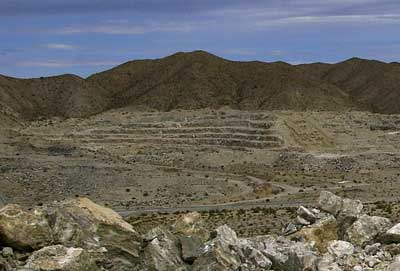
[[0, 0, 400, 78]]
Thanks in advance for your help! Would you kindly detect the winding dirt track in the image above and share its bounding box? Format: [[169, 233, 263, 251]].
[[117, 175, 373, 217]]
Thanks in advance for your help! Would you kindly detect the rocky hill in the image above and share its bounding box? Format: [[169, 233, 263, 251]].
[[1, 191, 400, 270], [298, 58, 400, 114], [1, 51, 400, 120]]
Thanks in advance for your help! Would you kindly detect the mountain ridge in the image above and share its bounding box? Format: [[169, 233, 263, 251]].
[[1, 50, 399, 120]]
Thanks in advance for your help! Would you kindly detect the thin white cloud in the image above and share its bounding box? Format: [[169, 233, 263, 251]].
[[58, 22, 195, 35], [16, 60, 119, 67], [267, 14, 400, 25], [45, 43, 77, 50]]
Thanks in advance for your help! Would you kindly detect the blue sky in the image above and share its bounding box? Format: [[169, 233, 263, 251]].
[[1, 0, 400, 78]]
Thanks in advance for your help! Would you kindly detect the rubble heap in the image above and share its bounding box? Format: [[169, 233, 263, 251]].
[[1, 191, 400, 270]]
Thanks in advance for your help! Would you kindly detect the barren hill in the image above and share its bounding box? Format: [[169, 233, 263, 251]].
[[298, 58, 400, 113], [87, 51, 350, 112], [1, 51, 399, 120]]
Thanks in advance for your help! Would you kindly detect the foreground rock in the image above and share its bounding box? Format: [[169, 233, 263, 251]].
[[0, 204, 53, 250], [346, 215, 392, 246], [1, 191, 400, 270], [47, 197, 142, 266], [24, 245, 98, 271]]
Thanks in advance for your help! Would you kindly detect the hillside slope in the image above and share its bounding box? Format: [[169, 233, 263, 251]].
[[0, 51, 399, 120], [87, 51, 350, 112], [298, 58, 400, 113]]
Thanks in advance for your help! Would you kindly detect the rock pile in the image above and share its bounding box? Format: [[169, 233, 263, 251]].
[[1, 191, 400, 270]]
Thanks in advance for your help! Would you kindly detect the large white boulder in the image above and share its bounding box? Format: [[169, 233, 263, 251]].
[[24, 245, 99, 271], [0, 204, 53, 250], [346, 215, 392, 247]]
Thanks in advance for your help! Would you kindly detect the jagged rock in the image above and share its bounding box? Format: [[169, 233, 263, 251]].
[[192, 225, 242, 271], [282, 222, 298, 236], [318, 191, 344, 216], [388, 255, 400, 271], [251, 235, 318, 271], [179, 235, 203, 263], [24, 245, 99, 271], [142, 226, 187, 271], [327, 240, 354, 259], [346, 215, 392, 247], [0, 255, 13, 271], [193, 225, 273, 271], [365, 243, 382, 255], [383, 223, 400, 243], [296, 216, 311, 226], [0, 204, 53, 250], [295, 215, 338, 253], [317, 254, 342, 271], [1, 247, 13, 258], [384, 243, 400, 256], [318, 191, 363, 226], [46, 197, 143, 267], [339, 198, 363, 221], [297, 206, 316, 224], [173, 212, 210, 242]]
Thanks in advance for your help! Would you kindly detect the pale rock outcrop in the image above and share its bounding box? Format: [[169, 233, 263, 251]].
[[295, 215, 339, 253], [193, 225, 273, 271], [142, 226, 187, 271], [346, 215, 392, 247], [318, 191, 363, 239], [173, 212, 210, 242], [179, 235, 203, 263], [24, 245, 99, 271], [0, 204, 53, 250], [45, 197, 143, 268], [327, 240, 354, 259], [250, 235, 318, 271], [388, 255, 400, 271], [318, 191, 344, 216], [383, 223, 400, 243], [297, 206, 316, 224], [317, 254, 343, 271]]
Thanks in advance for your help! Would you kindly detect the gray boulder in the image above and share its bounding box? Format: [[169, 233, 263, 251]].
[[297, 206, 316, 224], [179, 235, 203, 263], [317, 254, 343, 271], [142, 226, 188, 271], [45, 197, 143, 267], [193, 225, 272, 271], [327, 240, 354, 259], [24, 245, 99, 271], [383, 223, 400, 243], [318, 191, 344, 216], [173, 212, 210, 242], [388, 255, 400, 271], [0, 204, 53, 250], [251, 235, 318, 271], [346, 215, 392, 247]]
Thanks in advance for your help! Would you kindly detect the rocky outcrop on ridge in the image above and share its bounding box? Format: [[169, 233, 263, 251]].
[[1, 191, 400, 270]]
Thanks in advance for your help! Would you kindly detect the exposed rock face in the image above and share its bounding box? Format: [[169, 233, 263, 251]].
[[0, 191, 400, 271], [384, 223, 400, 243], [346, 215, 392, 247], [24, 245, 99, 271], [297, 206, 316, 224], [0, 204, 53, 250], [193, 225, 273, 271], [142, 226, 187, 271], [179, 235, 203, 263], [327, 240, 354, 259], [318, 191, 344, 216], [295, 215, 339, 253], [173, 212, 210, 242], [47, 198, 142, 263]]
